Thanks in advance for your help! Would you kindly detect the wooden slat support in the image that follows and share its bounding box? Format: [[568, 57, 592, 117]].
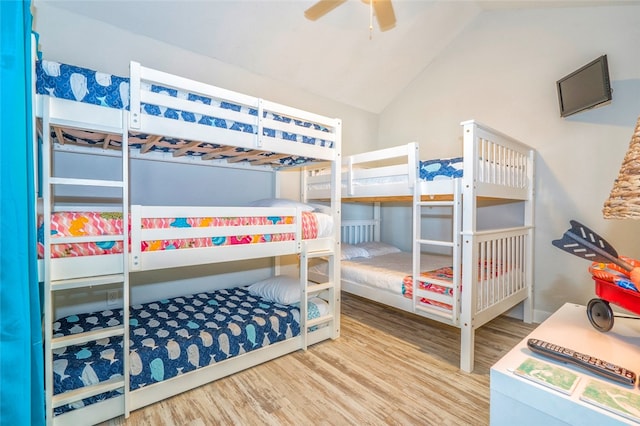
[[251, 153, 290, 166], [54, 127, 66, 145], [62, 128, 104, 141], [140, 135, 163, 154], [102, 134, 113, 150], [201, 146, 241, 161], [173, 140, 202, 158], [226, 150, 260, 163]]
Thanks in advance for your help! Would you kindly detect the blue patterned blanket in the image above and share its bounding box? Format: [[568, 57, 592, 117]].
[[419, 157, 463, 181], [53, 287, 318, 414], [35, 60, 332, 166]]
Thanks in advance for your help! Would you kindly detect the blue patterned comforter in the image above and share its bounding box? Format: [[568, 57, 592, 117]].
[[52, 287, 316, 415], [35, 60, 332, 166], [419, 157, 463, 181]]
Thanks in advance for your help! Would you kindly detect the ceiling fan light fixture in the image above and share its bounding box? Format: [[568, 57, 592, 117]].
[[304, 0, 347, 21], [370, 0, 396, 32], [304, 0, 396, 32]]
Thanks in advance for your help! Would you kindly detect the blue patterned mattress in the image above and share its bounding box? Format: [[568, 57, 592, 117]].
[[52, 286, 321, 415], [419, 157, 463, 181], [35, 60, 332, 166]]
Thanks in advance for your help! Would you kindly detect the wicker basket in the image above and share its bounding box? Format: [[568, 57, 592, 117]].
[[603, 115, 640, 219]]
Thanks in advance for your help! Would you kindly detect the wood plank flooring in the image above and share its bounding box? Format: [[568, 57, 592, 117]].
[[101, 293, 538, 426]]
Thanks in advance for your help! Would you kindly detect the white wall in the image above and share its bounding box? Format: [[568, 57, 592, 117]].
[[379, 5, 640, 320]]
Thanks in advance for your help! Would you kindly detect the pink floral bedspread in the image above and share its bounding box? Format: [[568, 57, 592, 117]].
[[402, 261, 506, 310], [402, 267, 455, 310], [37, 211, 318, 259]]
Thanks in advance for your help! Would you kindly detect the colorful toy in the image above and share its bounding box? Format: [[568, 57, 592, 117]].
[[552, 220, 640, 331]]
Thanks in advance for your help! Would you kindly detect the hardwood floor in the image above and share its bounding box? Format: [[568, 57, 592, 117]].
[[101, 293, 537, 426]]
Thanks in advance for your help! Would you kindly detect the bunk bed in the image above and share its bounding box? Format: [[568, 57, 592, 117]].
[[304, 121, 535, 372], [34, 58, 342, 425]]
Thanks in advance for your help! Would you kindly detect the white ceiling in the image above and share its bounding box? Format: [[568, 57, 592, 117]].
[[41, 0, 640, 113]]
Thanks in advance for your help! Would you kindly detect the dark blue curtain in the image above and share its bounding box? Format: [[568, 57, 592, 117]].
[[0, 1, 45, 425]]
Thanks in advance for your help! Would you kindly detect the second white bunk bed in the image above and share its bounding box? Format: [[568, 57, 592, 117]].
[[304, 120, 535, 372], [35, 58, 341, 424]]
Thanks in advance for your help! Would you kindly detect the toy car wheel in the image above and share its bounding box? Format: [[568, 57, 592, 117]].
[[587, 298, 614, 332]]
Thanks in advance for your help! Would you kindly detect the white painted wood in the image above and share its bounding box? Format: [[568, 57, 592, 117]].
[[306, 120, 535, 373], [36, 59, 342, 424], [491, 303, 640, 426]]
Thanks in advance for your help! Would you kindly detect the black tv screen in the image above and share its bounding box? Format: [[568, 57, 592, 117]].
[[556, 55, 612, 118]]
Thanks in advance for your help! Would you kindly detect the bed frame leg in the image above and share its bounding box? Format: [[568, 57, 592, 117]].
[[460, 322, 474, 373], [522, 296, 534, 324]]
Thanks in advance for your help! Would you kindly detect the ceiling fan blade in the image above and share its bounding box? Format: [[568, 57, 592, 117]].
[[373, 0, 396, 32], [304, 0, 347, 21]]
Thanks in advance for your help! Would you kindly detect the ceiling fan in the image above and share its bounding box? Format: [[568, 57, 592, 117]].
[[304, 0, 396, 32]]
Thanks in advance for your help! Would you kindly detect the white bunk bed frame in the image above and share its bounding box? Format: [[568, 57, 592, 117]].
[[35, 60, 342, 425], [305, 120, 535, 372]]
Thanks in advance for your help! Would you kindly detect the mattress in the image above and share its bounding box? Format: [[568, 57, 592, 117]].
[[37, 210, 332, 259], [53, 286, 327, 415], [310, 251, 456, 312], [310, 251, 452, 295], [35, 60, 332, 166], [419, 157, 463, 180], [314, 252, 511, 311]]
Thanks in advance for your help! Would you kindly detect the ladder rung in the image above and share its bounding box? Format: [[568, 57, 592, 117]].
[[308, 282, 333, 293], [307, 314, 333, 328], [49, 177, 124, 188], [48, 114, 125, 136], [51, 234, 125, 245], [52, 325, 124, 350], [415, 290, 453, 304], [52, 376, 124, 409], [415, 304, 453, 320], [305, 250, 334, 259], [52, 274, 125, 291], [414, 278, 454, 289], [417, 238, 454, 248], [417, 201, 454, 207]]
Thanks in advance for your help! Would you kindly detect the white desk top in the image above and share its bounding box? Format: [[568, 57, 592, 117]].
[[491, 302, 640, 425]]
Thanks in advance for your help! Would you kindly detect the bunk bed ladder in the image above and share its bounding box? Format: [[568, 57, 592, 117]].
[[412, 182, 462, 325], [300, 156, 341, 350], [300, 247, 338, 350], [41, 98, 130, 425]]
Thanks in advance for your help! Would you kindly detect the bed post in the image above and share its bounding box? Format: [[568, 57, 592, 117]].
[[331, 121, 342, 339], [460, 120, 479, 373], [523, 148, 536, 324]]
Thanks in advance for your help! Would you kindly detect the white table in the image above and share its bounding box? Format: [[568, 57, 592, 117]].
[[490, 302, 640, 425]]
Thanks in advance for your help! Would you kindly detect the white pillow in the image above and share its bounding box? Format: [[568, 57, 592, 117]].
[[247, 275, 301, 305], [308, 203, 332, 215], [358, 241, 402, 257], [341, 244, 371, 260], [248, 198, 314, 212], [308, 297, 330, 317]]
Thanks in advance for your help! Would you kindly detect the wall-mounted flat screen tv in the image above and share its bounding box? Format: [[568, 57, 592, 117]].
[[557, 55, 612, 118]]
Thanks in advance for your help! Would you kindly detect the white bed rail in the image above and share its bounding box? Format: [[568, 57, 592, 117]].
[[340, 219, 380, 245], [129, 205, 303, 271], [306, 120, 535, 202], [467, 226, 532, 316], [305, 142, 419, 199], [461, 120, 534, 200], [42, 206, 318, 280], [129, 62, 341, 163]]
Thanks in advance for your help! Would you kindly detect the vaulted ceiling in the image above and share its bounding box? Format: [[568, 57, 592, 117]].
[[40, 0, 639, 113]]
